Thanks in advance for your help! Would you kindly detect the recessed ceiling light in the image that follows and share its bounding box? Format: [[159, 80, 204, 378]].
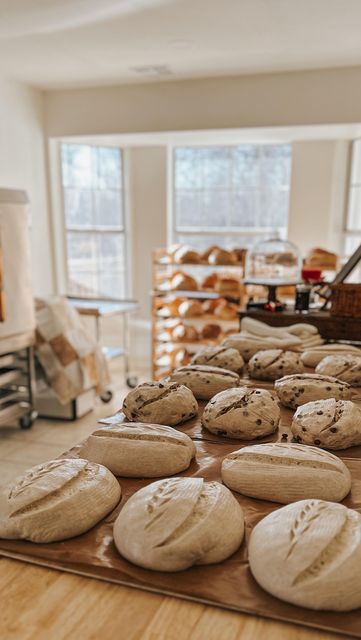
[[169, 39, 194, 49]]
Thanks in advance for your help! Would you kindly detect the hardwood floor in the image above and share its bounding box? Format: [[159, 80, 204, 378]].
[[0, 360, 148, 486]]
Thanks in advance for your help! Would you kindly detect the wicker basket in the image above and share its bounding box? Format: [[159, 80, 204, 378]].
[[330, 284, 361, 318]]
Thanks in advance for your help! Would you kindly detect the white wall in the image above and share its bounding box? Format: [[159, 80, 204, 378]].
[[0, 77, 53, 296], [288, 140, 350, 255]]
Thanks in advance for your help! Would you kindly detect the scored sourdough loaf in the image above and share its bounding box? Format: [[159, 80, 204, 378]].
[[202, 387, 280, 439], [78, 423, 196, 477], [191, 346, 244, 374], [168, 365, 240, 400], [113, 477, 244, 571], [0, 458, 121, 543], [274, 373, 352, 409], [221, 443, 351, 503], [248, 349, 304, 381], [248, 499, 361, 611], [122, 381, 198, 426], [291, 399, 361, 449], [315, 354, 361, 386]]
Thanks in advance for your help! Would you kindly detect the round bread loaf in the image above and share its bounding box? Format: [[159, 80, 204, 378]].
[[191, 346, 244, 373], [202, 387, 280, 439], [168, 365, 240, 400], [78, 423, 196, 477], [178, 300, 203, 318], [122, 381, 198, 426], [0, 458, 121, 543], [221, 443, 351, 503], [274, 373, 352, 409], [113, 477, 244, 571], [249, 499, 361, 611], [248, 349, 304, 381], [316, 355, 361, 386], [291, 399, 361, 449]]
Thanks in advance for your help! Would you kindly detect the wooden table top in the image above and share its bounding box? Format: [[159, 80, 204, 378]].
[[0, 557, 346, 640]]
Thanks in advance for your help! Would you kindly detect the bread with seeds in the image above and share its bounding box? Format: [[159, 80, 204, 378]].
[[291, 399, 361, 449], [0, 458, 121, 543], [168, 365, 240, 400], [113, 477, 244, 571], [221, 442, 351, 503], [274, 373, 352, 409], [122, 381, 198, 426], [249, 500, 361, 610], [191, 346, 244, 373], [79, 422, 196, 477], [316, 355, 361, 386], [248, 349, 304, 381], [202, 387, 280, 439]]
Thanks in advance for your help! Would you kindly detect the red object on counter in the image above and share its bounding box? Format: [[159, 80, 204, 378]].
[[301, 267, 322, 282]]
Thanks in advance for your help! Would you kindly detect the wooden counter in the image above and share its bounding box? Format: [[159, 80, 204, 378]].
[[0, 557, 344, 639]]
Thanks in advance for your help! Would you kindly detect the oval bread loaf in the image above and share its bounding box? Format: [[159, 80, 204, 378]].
[[202, 387, 280, 439], [274, 373, 352, 409], [113, 477, 244, 571], [316, 355, 361, 386], [221, 443, 351, 503], [122, 381, 198, 426], [248, 349, 304, 381], [0, 458, 121, 543], [78, 423, 196, 477], [301, 344, 361, 367], [291, 399, 361, 449], [249, 500, 361, 611], [191, 346, 244, 373], [168, 365, 240, 400]]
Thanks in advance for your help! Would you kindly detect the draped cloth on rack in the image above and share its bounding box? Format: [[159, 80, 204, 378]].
[[35, 297, 110, 404]]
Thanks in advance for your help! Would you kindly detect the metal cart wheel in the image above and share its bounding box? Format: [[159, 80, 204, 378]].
[[19, 410, 37, 430], [126, 375, 138, 389], [100, 389, 113, 403]]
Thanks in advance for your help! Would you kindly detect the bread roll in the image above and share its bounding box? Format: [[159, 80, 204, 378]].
[[172, 347, 190, 367], [201, 245, 220, 262], [169, 365, 240, 400], [173, 245, 201, 264], [248, 349, 304, 381], [222, 443, 351, 503], [191, 346, 244, 373], [202, 387, 280, 439], [0, 458, 121, 543], [202, 273, 218, 290], [275, 373, 352, 409], [171, 323, 199, 342], [113, 477, 244, 571], [178, 300, 203, 318], [301, 344, 361, 367], [79, 423, 196, 477], [171, 272, 198, 291], [207, 247, 236, 265], [316, 355, 361, 386], [215, 277, 240, 297], [202, 298, 222, 314], [305, 246, 338, 270], [248, 500, 361, 611], [214, 301, 238, 320], [122, 381, 198, 426], [291, 399, 361, 449], [232, 247, 247, 266], [201, 323, 222, 339]]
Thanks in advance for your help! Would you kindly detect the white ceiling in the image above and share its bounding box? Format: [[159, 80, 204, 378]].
[[2, 0, 361, 89]]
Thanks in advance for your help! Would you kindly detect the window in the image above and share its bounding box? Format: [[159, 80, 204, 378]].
[[61, 143, 127, 298], [345, 139, 361, 257], [172, 144, 291, 250]]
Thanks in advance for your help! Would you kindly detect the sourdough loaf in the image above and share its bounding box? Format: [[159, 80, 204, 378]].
[[291, 399, 361, 449], [221, 443, 351, 503], [249, 500, 361, 611], [122, 381, 198, 426], [274, 373, 352, 409], [113, 477, 244, 571], [248, 349, 304, 381], [168, 365, 240, 400], [79, 423, 196, 477], [202, 387, 280, 439], [0, 458, 121, 543], [191, 346, 244, 373], [316, 355, 361, 386]]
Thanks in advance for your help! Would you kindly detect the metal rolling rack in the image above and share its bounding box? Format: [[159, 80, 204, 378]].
[[0, 331, 37, 429]]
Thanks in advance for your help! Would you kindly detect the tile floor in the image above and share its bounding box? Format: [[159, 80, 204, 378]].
[[0, 360, 148, 487]]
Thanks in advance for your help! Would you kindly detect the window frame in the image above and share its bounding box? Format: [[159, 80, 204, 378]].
[[168, 143, 291, 247], [344, 139, 361, 257], [60, 142, 128, 300]]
